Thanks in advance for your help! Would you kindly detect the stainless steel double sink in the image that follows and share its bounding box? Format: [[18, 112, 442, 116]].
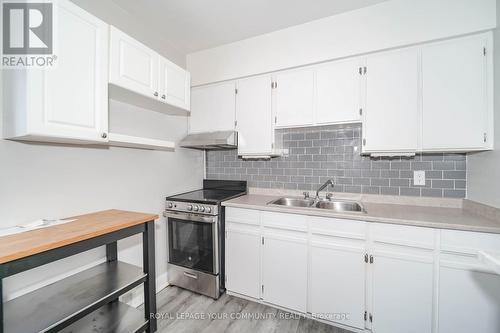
[[267, 197, 366, 213]]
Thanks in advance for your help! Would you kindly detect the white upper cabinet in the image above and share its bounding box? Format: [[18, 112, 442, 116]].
[[236, 76, 274, 156], [109, 26, 159, 99], [185, 33, 491, 154], [190, 82, 236, 134], [315, 58, 362, 125], [109, 26, 190, 114], [3, 0, 109, 143], [159, 57, 190, 110], [274, 69, 314, 127], [422, 34, 491, 151], [363, 48, 419, 153]]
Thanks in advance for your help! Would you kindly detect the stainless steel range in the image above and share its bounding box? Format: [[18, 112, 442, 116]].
[[164, 180, 247, 299]]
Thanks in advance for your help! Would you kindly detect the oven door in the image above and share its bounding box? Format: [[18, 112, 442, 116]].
[[165, 211, 218, 275]]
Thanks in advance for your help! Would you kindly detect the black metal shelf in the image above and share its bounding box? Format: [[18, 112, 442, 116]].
[[4, 261, 146, 333], [60, 301, 148, 333]]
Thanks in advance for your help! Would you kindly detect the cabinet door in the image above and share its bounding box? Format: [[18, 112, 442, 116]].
[[159, 57, 190, 110], [190, 82, 236, 134], [310, 243, 366, 329], [438, 265, 500, 333], [274, 69, 314, 127], [225, 224, 261, 299], [371, 252, 433, 333], [262, 231, 307, 312], [236, 76, 273, 155], [27, 0, 108, 142], [109, 26, 159, 99], [422, 35, 489, 150], [363, 49, 419, 153], [315, 59, 362, 125]]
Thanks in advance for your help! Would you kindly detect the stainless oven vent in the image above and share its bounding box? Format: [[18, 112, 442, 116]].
[[179, 131, 237, 150]]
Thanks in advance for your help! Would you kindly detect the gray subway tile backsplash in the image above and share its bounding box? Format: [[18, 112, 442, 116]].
[[206, 124, 467, 198]]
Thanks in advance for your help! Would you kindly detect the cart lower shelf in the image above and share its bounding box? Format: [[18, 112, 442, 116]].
[[4, 261, 146, 333], [60, 301, 148, 333]]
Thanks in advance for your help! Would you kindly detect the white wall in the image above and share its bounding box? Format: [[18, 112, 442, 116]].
[[187, 0, 496, 86], [0, 1, 204, 300], [71, 0, 185, 67], [467, 0, 500, 209]]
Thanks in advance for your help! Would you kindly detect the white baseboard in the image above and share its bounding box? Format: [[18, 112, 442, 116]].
[[156, 272, 169, 292], [126, 272, 169, 308]]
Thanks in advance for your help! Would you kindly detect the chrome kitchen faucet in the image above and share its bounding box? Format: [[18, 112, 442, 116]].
[[315, 178, 335, 200]]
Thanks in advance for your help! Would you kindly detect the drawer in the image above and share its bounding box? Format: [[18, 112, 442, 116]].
[[310, 216, 366, 240], [441, 230, 500, 255], [261, 211, 308, 232], [370, 223, 436, 250], [225, 207, 260, 226]]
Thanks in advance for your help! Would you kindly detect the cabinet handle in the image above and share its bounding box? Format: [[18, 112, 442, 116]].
[[101, 132, 107, 139], [154, 91, 159, 97], [369, 255, 374, 264], [161, 94, 166, 99]]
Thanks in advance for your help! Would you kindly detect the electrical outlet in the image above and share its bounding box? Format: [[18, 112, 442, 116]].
[[414, 170, 426, 186]]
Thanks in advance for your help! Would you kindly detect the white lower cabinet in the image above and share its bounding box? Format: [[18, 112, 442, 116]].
[[225, 227, 261, 299], [224, 208, 500, 333], [371, 252, 434, 333], [261, 212, 308, 312], [309, 217, 367, 330], [369, 223, 435, 333], [262, 231, 308, 312], [438, 230, 500, 333], [438, 266, 500, 333], [225, 208, 261, 299]]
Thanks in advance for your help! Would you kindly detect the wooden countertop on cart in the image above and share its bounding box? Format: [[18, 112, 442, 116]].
[[0, 209, 158, 264]]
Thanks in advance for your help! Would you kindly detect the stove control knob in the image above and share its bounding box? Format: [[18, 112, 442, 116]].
[[193, 205, 199, 211], [206, 207, 212, 213], [187, 205, 193, 211], [167, 202, 173, 209], [199, 206, 205, 212]]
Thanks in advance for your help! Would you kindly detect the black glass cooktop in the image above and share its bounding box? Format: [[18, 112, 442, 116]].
[[166, 180, 247, 204]]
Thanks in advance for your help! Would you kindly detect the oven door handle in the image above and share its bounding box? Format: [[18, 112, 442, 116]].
[[183, 271, 199, 279], [163, 211, 217, 224]]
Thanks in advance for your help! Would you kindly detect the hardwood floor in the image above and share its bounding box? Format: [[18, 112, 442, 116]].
[[151, 286, 354, 333]]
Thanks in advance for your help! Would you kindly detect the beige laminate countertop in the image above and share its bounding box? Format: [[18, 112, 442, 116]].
[[222, 194, 500, 234]]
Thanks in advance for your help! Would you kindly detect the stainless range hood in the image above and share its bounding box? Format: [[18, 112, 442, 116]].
[[179, 131, 238, 150]]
